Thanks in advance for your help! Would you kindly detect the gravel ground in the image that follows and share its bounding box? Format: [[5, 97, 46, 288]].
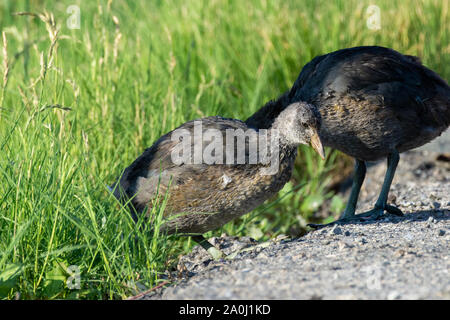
[[140, 149, 450, 300]]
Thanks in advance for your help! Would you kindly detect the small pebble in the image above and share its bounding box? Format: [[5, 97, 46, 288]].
[[394, 249, 406, 258], [437, 229, 445, 236], [403, 233, 414, 241], [275, 234, 289, 242], [426, 216, 436, 228], [304, 265, 315, 272], [432, 202, 441, 209], [344, 231, 351, 237], [338, 241, 354, 250], [387, 291, 402, 300], [388, 194, 397, 204], [332, 225, 343, 235], [357, 237, 368, 244]]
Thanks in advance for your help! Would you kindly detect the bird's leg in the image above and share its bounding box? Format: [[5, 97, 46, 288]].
[[309, 152, 403, 229], [355, 150, 403, 220], [308, 159, 366, 229], [191, 235, 225, 260], [338, 159, 366, 220]]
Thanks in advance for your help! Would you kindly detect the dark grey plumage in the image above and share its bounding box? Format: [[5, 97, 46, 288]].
[[247, 46, 450, 224]]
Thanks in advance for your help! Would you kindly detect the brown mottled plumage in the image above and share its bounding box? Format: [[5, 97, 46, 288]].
[[111, 103, 322, 237], [247, 46, 450, 225]]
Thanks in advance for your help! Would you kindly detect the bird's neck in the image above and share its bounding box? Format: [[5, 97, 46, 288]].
[[263, 123, 300, 159]]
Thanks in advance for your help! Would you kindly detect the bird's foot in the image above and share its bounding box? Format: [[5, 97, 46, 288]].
[[307, 220, 339, 230], [356, 204, 403, 220], [307, 204, 403, 229], [307, 213, 364, 229]]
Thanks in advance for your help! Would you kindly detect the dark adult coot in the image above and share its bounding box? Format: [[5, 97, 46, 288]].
[[111, 102, 324, 258], [247, 46, 450, 227]]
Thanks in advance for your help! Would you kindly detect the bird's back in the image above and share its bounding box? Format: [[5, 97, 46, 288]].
[[290, 46, 450, 160]]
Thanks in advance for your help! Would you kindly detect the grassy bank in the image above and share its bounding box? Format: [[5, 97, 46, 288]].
[[0, 0, 448, 299]]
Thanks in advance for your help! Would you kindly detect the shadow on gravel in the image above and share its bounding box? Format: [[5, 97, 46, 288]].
[[319, 209, 450, 229]]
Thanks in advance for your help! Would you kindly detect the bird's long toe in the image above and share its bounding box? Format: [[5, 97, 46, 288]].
[[307, 221, 338, 229], [355, 203, 403, 220], [385, 204, 403, 216], [308, 203, 404, 229], [354, 207, 385, 220], [307, 214, 374, 229]]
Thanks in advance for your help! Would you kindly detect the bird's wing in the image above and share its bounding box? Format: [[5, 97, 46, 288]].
[[112, 116, 261, 213], [290, 53, 330, 92], [343, 49, 449, 129], [293, 46, 450, 129]]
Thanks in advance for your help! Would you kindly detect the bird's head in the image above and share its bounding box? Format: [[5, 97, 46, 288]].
[[273, 102, 325, 159]]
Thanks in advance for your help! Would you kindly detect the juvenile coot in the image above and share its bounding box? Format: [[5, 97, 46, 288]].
[[247, 46, 450, 226], [111, 102, 324, 258]]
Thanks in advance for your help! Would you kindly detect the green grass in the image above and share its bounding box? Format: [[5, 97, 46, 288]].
[[0, 0, 448, 299]]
